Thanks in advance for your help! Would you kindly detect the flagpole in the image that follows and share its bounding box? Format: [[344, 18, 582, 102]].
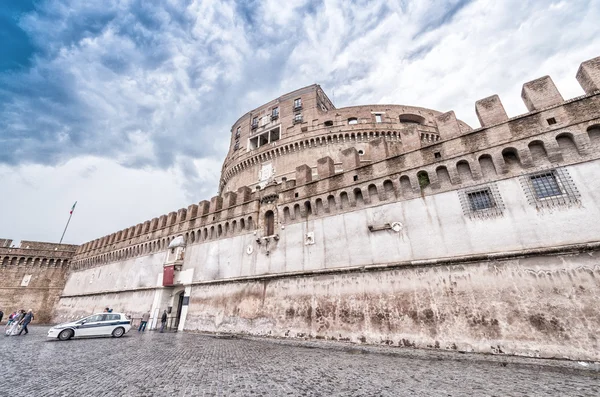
[[59, 201, 77, 244]]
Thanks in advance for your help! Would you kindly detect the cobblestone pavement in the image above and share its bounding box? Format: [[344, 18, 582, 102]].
[[1, 326, 599, 397]]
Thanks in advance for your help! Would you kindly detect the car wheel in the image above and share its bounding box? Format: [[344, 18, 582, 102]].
[[112, 327, 125, 338], [58, 329, 73, 341]]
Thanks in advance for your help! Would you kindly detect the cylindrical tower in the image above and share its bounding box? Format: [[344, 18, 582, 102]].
[[219, 84, 472, 194]]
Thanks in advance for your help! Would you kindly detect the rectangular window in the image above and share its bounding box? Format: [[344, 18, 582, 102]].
[[294, 98, 302, 109], [272, 107, 279, 118], [235, 127, 241, 138], [251, 117, 258, 128], [294, 113, 303, 123], [467, 189, 495, 211], [459, 183, 504, 219], [375, 114, 382, 123], [530, 172, 562, 198], [520, 167, 580, 209]]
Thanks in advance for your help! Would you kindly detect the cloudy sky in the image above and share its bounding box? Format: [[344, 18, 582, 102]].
[[0, 0, 598, 246]]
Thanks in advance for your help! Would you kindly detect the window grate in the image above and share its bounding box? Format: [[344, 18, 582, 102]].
[[458, 182, 504, 219], [520, 167, 580, 209]]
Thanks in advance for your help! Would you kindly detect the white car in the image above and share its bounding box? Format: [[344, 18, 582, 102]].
[[48, 313, 131, 340]]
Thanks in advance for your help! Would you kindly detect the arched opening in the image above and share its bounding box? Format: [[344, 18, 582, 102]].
[[354, 188, 364, 206], [501, 147, 521, 171], [478, 154, 497, 178], [368, 184, 379, 203], [231, 221, 237, 234], [383, 180, 394, 199], [436, 166, 451, 186], [304, 201, 312, 217], [400, 175, 412, 196], [327, 195, 336, 211], [528, 140, 548, 163], [588, 124, 600, 143], [316, 198, 324, 214], [456, 160, 472, 181], [348, 117, 358, 125], [399, 114, 425, 124], [247, 216, 254, 229], [416, 171, 430, 189], [264, 210, 275, 236], [283, 207, 291, 223], [556, 132, 580, 155], [217, 225, 223, 237], [293, 204, 301, 219], [240, 219, 246, 231], [209, 226, 215, 239], [340, 192, 350, 209]]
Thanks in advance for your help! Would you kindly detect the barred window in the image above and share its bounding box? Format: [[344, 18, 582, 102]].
[[520, 167, 580, 208], [459, 183, 504, 219], [467, 189, 495, 211], [530, 172, 561, 198]]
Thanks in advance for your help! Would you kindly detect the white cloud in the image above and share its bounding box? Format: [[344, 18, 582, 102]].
[[0, 0, 599, 244]]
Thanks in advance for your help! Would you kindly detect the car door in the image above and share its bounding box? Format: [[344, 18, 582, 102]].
[[101, 314, 121, 335], [75, 314, 104, 337]]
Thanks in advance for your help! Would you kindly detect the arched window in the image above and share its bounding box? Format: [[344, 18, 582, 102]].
[[264, 210, 275, 236], [399, 114, 425, 124]]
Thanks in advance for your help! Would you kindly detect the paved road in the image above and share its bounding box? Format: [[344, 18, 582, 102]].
[[1, 326, 598, 396]]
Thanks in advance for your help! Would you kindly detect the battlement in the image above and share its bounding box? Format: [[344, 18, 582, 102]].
[[0, 238, 77, 267], [72, 55, 600, 269]]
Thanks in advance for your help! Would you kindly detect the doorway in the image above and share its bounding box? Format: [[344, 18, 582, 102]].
[[175, 291, 185, 329]]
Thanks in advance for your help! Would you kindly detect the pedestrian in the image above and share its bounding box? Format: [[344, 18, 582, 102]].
[[7, 312, 15, 325], [0, 309, 3, 323], [103, 307, 109, 313], [18, 310, 34, 336], [160, 310, 167, 333], [138, 311, 150, 332]]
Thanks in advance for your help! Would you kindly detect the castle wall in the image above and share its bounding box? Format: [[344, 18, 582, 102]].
[[0, 265, 71, 323], [52, 56, 600, 360], [183, 248, 600, 361], [0, 242, 76, 322]]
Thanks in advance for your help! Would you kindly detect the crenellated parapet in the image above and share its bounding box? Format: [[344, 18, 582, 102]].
[[0, 239, 77, 268], [72, 56, 600, 271]]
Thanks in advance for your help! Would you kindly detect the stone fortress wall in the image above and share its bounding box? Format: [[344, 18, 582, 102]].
[[56, 56, 600, 360], [0, 239, 77, 322]]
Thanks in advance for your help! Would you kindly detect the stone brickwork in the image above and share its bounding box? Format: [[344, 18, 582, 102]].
[[0, 240, 77, 323]]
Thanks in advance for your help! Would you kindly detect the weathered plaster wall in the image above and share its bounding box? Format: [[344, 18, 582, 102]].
[[184, 250, 600, 361], [61, 251, 165, 296], [181, 160, 600, 281]]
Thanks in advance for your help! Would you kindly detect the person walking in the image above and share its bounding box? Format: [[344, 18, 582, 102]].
[[138, 311, 150, 332], [18, 310, 34, 336], [160, 310, 168, 333]]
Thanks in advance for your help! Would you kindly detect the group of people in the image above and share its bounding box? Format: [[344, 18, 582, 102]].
[[2, 309, 34, 336], [137, 310, 169, 333]]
